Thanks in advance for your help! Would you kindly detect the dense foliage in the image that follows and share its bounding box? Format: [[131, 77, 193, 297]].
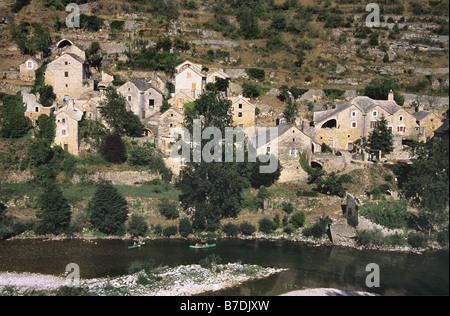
[[88, 181, 129, 235]]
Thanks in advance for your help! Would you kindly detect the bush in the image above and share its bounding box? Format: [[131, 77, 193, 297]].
[[222, 222, 240, 237], [242, 81, 263, 98], [289, 211, 306, 228], [127, 214, 148, 237], [407, 232, 427, 249], [258, 217, 276, 234], [283, 224, 295, 235], [359, 200, 410, 230], [100, 134, 127, 164], [163, 225, 178, 237], [302, 218, 329, 239], [356, 229, 384, 246], [199, 254, 221, 268], [158, 198, 179, 220], [385, 233, 407, 247], [281, 202, 294, 214], [179, 217, 193, 238], [245, 68, 265, 81], [239, 221, 256, 236]]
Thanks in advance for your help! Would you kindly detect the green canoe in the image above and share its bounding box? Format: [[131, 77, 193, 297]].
[[128, 242, 145, 250], [189, 244, 216, 249]]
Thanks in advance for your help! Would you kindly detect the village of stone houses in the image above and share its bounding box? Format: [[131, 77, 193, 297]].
[[0, 0, 449, 296]]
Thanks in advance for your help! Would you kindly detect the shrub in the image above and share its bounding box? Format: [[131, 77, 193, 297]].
[[245, 68, 265, 81], [359, 200, 410, 230], [258, 217, 276, 234], [158, 198, 179, 220], [242, 81, 263, 98], [407, 232, 427, 249], [283, 224, 295, 235], [281, 202, 294, 214], [385, 233, 407, 247], [100, 134, 127, 164], [302, 218, 329, 239], [239, 221, 256, 236], [179, 217, 193, 238], [199, 254, 221, 268], [127, 214, 148, 237], [436, 230, 449, 247], [370, 183, 391, 199], [163, 225, 178, 237], [222, 222, 240, 237], [289, 211, 306, 228], [356, 229, 384, 246], [345, 214, 359, 228]]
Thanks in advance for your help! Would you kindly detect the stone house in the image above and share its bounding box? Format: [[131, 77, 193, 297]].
[[256, 123, 320, 183], [53, 101, 84, 156], [44, 53, 93, 101], [174, 60, 206, 99], [19, 57, 42, 82], [168, 91, 194, 112], [22, 91, 53, 126], [411, 109, 441, 141], [54, 39, 86, 60], [229, 96, 256, 131], [117, 79, 165, 125], [312, 94, 435, 153], [157, 107, 184, 156]]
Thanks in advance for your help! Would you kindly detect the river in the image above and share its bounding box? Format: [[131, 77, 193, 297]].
[[0, 238, 448, 296]]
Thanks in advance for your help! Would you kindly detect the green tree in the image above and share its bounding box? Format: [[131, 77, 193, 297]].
[[237, 6, 260, 39], [179, 217, 193, 237], [0, 92, 32, 138], [88, 181, 128, 235], [35, 114, 56, 143], [99, 87, 145, 137], [283, 99, 298, 124], [100, 134, 127, 164], [36, 184, 71, 234], [396, 136, 449, 232], [366, 114, 394, 156], [364, 78, 405, 105], [127, 214, 148, 237]]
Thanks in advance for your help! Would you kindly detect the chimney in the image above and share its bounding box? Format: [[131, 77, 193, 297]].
[[388, 89, 394, 101]]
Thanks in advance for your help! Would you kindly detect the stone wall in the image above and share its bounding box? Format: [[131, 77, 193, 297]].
[[72, 170, 158, 186]]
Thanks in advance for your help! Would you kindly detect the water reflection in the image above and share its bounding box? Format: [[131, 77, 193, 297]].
[[0, 238, 448, 295]]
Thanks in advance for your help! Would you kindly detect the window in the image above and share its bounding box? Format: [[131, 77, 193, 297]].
[[290, 148, 297, 157], [192, 83, 197, 90], [149, 99, 155, 106], [372, 110, 378, 117], [351, 121, 357, 128], [351, 111, 357, 117], [238, 112, 243, 117], [187, 72, 191, 78], [238, 103, 243, 109], [370, 121, 377, 129], [35, 107, 39, 113], [238, 124, 244, 129], [65, 84, 68, 88], [399, 115, 403, 122], [64, 71, 69, 77], [142, 111, 145, 119], [27, 61, 33, 69], [293, 138, 295, 142], [64, 144, 69, 151], [388, 126, 393, 132], [62, 129, 66, 135], [64, 61, 68, 66], [398, 126, 406, 132], [128, 96, 132, 101], [266, 146, 271, 153], [62, 118, 66, 123]]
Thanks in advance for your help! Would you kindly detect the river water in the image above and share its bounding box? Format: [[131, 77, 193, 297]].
[[0, 238, 448, 295]]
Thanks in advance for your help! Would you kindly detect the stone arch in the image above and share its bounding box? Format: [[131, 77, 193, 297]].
[[56, 39, 74, 49], [311, 161, 323, 169], [321, 119, 337, 128]]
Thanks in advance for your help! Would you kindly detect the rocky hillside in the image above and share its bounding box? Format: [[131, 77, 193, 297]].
[[0, 0, 448, 114]]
